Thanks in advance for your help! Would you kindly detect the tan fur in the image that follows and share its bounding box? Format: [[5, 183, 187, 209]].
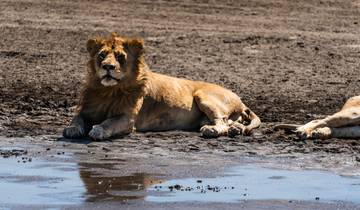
[[274, 96, 360, 139], [63, 33, 261, 140]]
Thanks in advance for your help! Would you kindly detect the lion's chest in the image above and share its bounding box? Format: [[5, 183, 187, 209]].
[[81, 95, 131, 124]]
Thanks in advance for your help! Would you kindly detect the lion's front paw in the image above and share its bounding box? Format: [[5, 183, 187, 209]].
[[88, 125, 110, 140], [200, 124, 228, 138], [311, 127, 332, 140], [63, 126, 85, 139], [295, 127, 312, 140]]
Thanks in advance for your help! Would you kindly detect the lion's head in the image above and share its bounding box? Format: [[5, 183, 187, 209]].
[[86, 33, 145, 87]]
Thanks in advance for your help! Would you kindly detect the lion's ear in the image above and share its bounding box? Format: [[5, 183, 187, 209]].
[[86, 37, 104, 57], [124, 38, 144, 58]]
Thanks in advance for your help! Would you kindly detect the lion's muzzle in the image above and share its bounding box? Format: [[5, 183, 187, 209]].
[[102, 64, 115, 71]]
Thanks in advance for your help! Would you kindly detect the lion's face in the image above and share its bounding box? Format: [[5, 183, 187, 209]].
[[87, 34, 144, 87], [95, 43, 127, 86]]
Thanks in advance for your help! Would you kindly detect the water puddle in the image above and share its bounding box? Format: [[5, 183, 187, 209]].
[[1, 147, 360, 205], [0, 156, 84, 205], [147, 165, 360, 203], [0, 149, 161, 205]]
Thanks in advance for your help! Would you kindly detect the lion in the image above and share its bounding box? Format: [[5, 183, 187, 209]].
[[63, 33, 261, 140], [274, 96, 360, 139]]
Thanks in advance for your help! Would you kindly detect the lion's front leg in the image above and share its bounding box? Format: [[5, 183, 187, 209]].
[[308, 126, 360, 140], [88, 115, 135, 140], [63, 115, 89, 139], [296, 119, 325, 139], [296, 108, 360, 139]]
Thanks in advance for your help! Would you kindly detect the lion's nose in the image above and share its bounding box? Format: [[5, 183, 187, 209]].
[[102, 64, 115, 71]]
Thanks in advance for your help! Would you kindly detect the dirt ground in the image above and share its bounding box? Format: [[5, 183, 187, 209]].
[[1, 0, 360, 172]]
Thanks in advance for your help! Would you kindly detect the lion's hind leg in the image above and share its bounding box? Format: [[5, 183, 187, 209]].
[[194, 91, 231, 138], [200, 119, 229, 138], [228, 108, 261, 137]]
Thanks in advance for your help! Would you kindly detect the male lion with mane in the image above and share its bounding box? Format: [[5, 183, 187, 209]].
[[63, 33, 261, 140], [275, 96, 360, 139]]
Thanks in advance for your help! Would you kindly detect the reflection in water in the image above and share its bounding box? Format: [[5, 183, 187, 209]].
[[0, 155, 162, 205], [78, 162, 162, 202]]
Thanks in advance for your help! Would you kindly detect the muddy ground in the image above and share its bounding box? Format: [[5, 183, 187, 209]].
[[0, 0, 360, 207]]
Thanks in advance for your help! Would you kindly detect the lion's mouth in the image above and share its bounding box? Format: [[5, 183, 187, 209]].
[[101, 74, 120, 81], [100, 74, 120, 86]]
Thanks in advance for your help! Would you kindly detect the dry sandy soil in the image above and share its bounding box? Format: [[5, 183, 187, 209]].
[[1, 0, 360, 183]]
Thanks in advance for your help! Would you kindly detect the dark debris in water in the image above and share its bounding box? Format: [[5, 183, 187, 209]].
[[154, 182, 236, 194], [17, 156, 32, 163], [0, 149, 28, 158]]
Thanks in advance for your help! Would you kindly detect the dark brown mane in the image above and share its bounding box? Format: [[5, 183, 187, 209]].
[[76, 34, 149, 115]]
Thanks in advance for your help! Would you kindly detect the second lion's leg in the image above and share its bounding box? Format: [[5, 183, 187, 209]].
[[89, 115, 135, 140], [297, 108, 360, 139], [194, 91, 230, 137], [310, 126, 360, 139]]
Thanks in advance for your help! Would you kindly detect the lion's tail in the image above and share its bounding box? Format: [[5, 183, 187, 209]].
[[273, 124, 301, 131]]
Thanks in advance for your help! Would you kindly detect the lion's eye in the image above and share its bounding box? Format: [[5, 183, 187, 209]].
[[98, 51, 107, 60], [116, 53, 126, 65]]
